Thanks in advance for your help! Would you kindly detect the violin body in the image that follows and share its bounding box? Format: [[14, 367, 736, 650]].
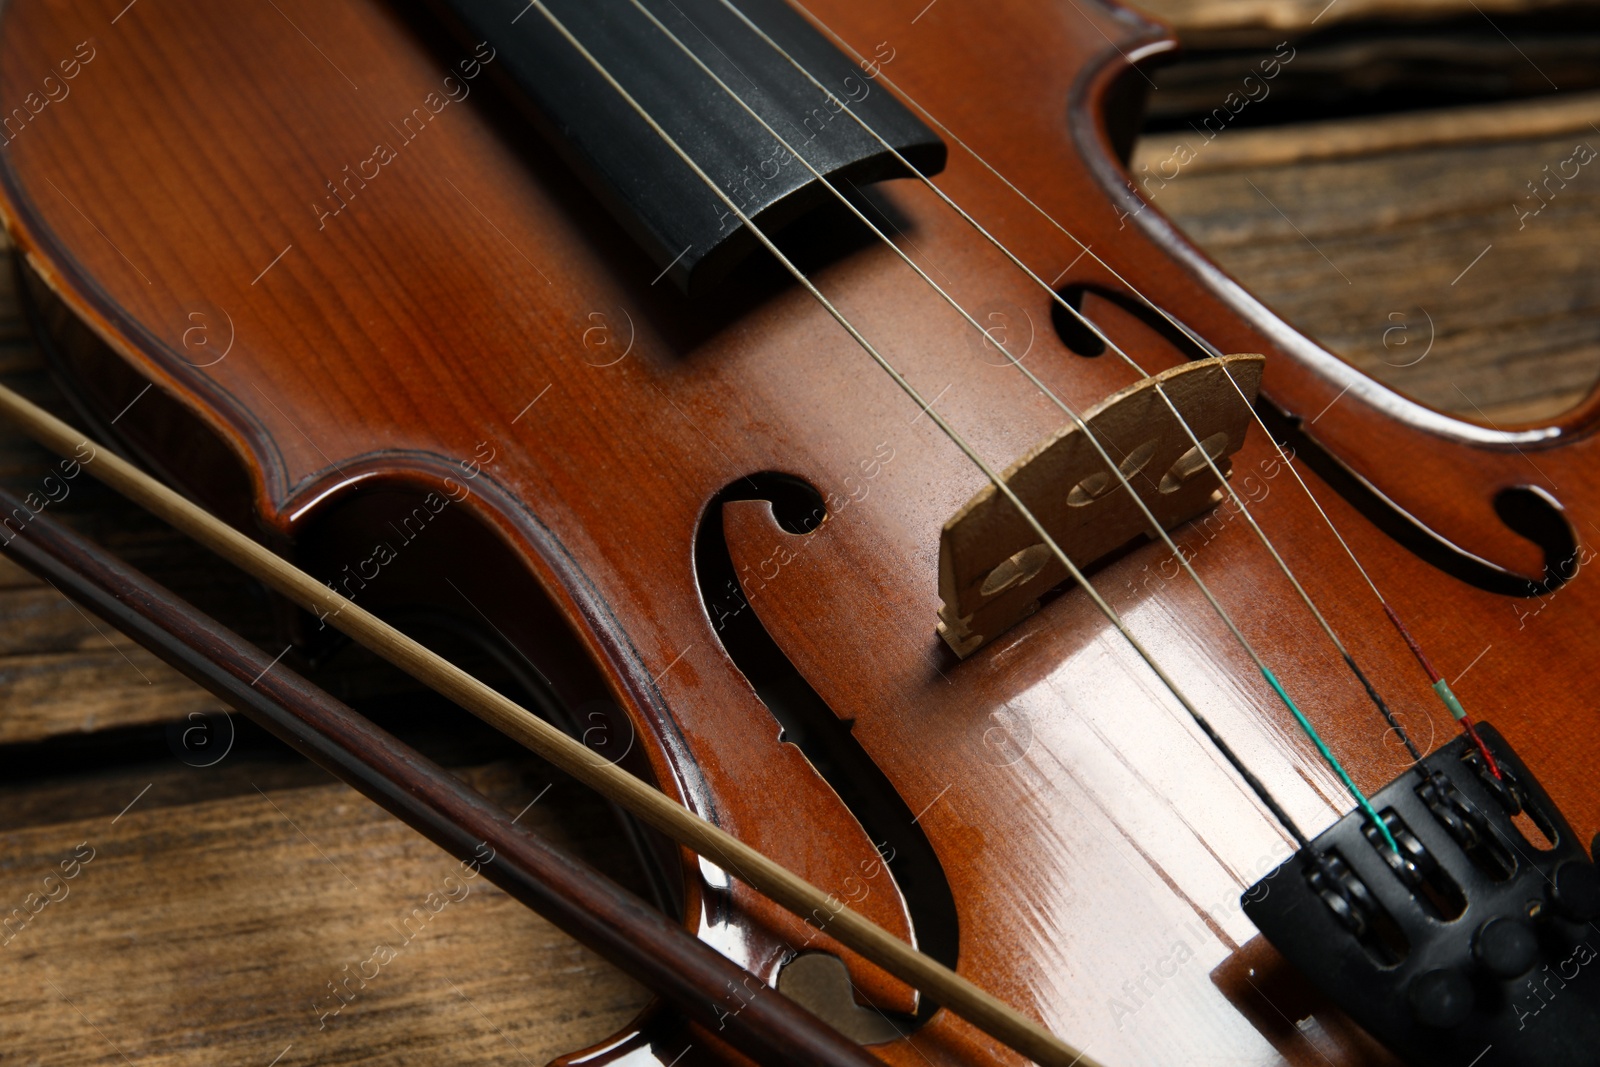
[[1, 1, 1594, 1064]]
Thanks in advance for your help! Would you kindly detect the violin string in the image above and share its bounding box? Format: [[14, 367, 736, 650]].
[[518, 0, 1314, 855], [780, 3, 1498, 774], [1198, 368, 1498, 773], [772, 0, 1502, 770], [648, 0, 1396, 849], [1206, 357, 1499, 773]]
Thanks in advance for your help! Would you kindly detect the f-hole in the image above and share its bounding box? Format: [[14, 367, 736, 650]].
[[1258, 403, 1581, 597], [695, 472, 959, 1025], [1050, 283, 1219, 364], [1494, 485, 1579, 593]]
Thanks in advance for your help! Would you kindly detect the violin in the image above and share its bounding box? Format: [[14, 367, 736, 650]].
[[1, 0, 1596, 1064]]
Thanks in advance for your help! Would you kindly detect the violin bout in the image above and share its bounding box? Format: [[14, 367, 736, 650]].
[[937, 354, 1265, 656]]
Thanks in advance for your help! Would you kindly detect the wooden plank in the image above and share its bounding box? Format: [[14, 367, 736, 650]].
[[1140, 89, 1600, 169], [0, 647, 223, 744], [1135, 0, 1587, 48], [0, 762, 652, 1066], [1132, 97, 1600, 423]]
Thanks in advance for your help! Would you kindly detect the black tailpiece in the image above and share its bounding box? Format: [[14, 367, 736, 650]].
[[1243, 724, 1600, 1067]]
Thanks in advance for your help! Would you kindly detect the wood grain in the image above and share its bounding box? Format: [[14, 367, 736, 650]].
[[0, 763, 653, 1067], [1135, 0, 1593, 47], [1131, 92, 1600, 422]]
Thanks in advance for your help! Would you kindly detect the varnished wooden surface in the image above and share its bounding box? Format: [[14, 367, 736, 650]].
[[1, 1, 1598, 1065]]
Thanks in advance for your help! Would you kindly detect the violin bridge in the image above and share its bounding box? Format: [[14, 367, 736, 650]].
[[936, 353, 1265, 657]]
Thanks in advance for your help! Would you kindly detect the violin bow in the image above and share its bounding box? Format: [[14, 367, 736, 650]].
[[0, 379, 1097, 1067], [0, 481, 877, 1067]]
